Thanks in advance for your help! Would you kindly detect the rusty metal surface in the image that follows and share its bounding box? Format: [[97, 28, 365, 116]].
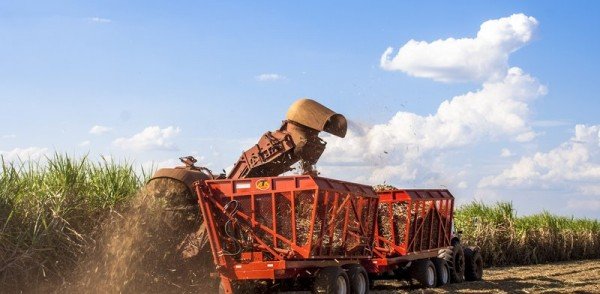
[[149, 157, 217, 192], [227, 130, 297, 179], [150, 168, 211, 192], [282, 121, 326, 165], [227, 98, 346, 179], [285, 98, 347, 138]]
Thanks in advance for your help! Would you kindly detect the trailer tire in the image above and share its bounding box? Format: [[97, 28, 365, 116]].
[[432, 258, 450, 286], [313, 266, 350, 294], [450, 243, 465, 283], [345, 264, 369, 294], [464, 247, 484, 281], [410, 259, 437, 288]]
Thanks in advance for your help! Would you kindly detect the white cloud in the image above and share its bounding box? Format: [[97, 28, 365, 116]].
[[79, 140, 91, 147], [501, 148, 513, 157], [2, 134, 16, 139], [113, 126, 181, 151], [320, 14, 546, 189], [255, 73, 285, 81], [89, 125, 112, 135], [323, 68, 545, 183], [380, 13, 538, 82], [0, 147, 48, 161], [480, 124, 600, 190], [88, 17, 112, 23]]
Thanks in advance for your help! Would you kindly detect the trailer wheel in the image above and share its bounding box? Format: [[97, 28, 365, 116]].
[[313, 266, 350, 294], [450, 243, 465, 283], [464, 247, 484, 281], [432, 258, 450, 286], [345, 264, 369, 294], [410, 259, 437, 288]]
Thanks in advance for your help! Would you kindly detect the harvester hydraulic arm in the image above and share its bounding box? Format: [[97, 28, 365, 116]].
[[227, 98, 347, 179], [148, 98, 347, 191]]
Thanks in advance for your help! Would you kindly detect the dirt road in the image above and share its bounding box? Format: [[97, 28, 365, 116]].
[[373, 259, 600, 293]]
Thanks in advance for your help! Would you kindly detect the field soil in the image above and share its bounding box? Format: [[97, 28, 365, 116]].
[[20, 259, 600, 293], [374, 259, 600, 293]]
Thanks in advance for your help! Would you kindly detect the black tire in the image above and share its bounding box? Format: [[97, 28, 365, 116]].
[[464, 247, 484, 281], [450, 243, 465, 283], [432, 258, 450, 286], [345, 264, 369, 294], [313, 266, 350, 294], [409, 259, 437, 288]]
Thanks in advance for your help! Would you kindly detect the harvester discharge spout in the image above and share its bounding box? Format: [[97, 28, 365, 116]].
[[226, 98, 347, 179]]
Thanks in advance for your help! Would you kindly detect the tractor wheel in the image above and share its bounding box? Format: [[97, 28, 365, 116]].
[[345, 264, 369, 294], [313, 266, 350, 294], [464, 247, 484, 281], [450, 243, 465, 283], [432, 258, 450, 286], [409, 259, 437, 288]]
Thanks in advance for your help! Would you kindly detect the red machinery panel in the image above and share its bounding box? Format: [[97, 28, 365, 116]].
[[373, 189, 454, 258], [196, 175, 379, 270]]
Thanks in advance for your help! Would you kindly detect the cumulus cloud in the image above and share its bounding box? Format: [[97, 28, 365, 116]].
[[380, 13, 538, 82], [319, 14, 547, 189], [89, 125, 112, 135], [323, 68, 545, 183], [0, 147, 48, 161], [480, 124, 600, 193], [255, 73, 285, 81], [113, 126, 181, 151]]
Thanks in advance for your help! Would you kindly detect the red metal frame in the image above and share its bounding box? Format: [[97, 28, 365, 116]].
[[367, 189, 454, 274], [195, 175, 378, 293]]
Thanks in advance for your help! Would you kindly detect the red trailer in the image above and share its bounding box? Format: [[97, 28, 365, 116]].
[[195, 175, 379, 293], [195, 177, 482, 293], [366, 189, 458, 287]]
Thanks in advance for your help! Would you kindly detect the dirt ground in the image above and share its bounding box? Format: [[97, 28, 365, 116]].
[[373, 259, 600, 293]]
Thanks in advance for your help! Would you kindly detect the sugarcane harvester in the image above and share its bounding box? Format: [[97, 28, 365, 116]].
[[148, 98, 483, 294], [150, 98, 347, 184]]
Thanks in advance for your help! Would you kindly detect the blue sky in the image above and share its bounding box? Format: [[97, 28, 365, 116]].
[[1, 1, 599, 218]]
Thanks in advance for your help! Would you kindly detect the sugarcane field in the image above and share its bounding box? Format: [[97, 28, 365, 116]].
[[1, 2, 600, 294]]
